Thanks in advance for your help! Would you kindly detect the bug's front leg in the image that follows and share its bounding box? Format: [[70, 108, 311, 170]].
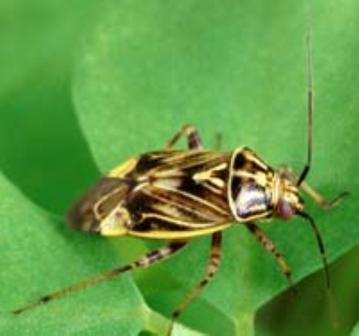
[[13, 240, 188, 315], [165, 124, 203, 150], [245, 223, 295, 291], [299, 180, 350, 209], [167, 232, 222, 336]]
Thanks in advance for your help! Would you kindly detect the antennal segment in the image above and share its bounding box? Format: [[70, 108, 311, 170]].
[[297, 10, 313, 187]]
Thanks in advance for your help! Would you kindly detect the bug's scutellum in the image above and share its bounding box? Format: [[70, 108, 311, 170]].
[[13, 23, 348, 336]]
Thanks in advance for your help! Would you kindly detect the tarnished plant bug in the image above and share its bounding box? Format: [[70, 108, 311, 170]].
[[13, 20, 349, 336]]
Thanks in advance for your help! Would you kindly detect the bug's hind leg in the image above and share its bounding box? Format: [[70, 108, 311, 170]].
[[245, 223, 295, 291], [167, 232, 222, 336], [13, 240, 188, 315], [165, 124, 203, 150]]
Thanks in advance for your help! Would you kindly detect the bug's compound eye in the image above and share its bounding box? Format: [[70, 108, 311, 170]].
[[277, 199, 295, 220]]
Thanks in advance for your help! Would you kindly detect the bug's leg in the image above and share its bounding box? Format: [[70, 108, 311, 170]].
[[245, 223, 295, 291], [299, 180, 350, 209], [13, 240, 188, 315], [165, 124, 203, 150], [167, 232, 222, 336]]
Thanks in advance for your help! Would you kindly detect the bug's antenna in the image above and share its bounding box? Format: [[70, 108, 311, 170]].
[[297, 8, 313, 187], [298, 211, 330, 288]]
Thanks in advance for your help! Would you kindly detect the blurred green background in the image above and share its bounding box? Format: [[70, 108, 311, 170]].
[[1, 0, 358, 335]]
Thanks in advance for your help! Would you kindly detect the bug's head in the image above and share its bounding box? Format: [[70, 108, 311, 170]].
[[273, 167, 304, 220]]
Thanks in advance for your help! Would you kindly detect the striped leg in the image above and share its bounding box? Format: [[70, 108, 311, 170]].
[[165, 124, 203, 150], [168, 232, 222, 336], [245, 223, 295, 290], [13, 240, 188, 315]]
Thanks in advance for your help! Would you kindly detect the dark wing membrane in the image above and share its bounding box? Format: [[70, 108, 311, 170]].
[[67, 177, 130, 232]]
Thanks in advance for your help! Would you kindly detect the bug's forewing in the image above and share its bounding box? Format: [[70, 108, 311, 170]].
[[67, 177, 130, 232], [127, 184, 230, 230], [125, 150, 235, 237]]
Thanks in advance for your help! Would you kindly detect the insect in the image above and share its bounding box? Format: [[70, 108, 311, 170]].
[[13, 28, 348, 336]]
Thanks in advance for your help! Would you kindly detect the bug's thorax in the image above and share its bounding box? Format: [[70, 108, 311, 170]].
[[228, 148, 304, 222]]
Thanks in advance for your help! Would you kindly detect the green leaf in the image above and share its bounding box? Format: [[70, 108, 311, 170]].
[[2, 0, 357, 335], [73, 0, 359, 334], [351, 323, 359, 336], [256, 247, 359, 336], [0, 0, 100, 214], [0, 173, 200, 336]]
